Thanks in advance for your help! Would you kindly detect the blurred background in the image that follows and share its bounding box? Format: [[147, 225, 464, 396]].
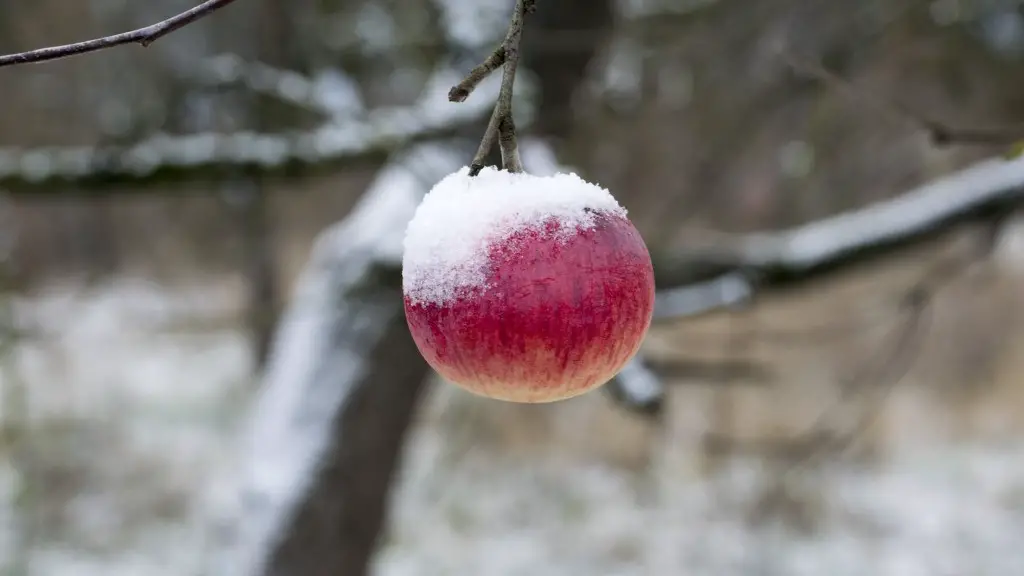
[[1, 0, 1024, 574]]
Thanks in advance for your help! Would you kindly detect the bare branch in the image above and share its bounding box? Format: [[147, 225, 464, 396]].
[[468, 106, 503, 177], [448, 47, 506, 103], [644, 249, 943, 459], [498, 107, 524, 173], [493, 0, 531, 173], [786, 52, 1024, 148], [455, 0, 536, 175], [0, 0, 241, 68], [697, 249, 947, 465], [783, 285, 932, 465]]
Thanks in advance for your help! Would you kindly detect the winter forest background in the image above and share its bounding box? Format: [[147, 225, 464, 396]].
[[1, 0, 1024, 574]]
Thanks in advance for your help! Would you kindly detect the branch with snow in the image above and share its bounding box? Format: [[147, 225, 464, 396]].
[[0, 68, 502, 191], [0, 0, 241, 68], [611, 154, 1023, 425], [192, 53, 365, 119], [655, 154, 1024, 304], [618, 228, 994, 456]]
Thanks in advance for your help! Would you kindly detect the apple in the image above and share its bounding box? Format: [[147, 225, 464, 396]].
[[401, 167, 655, 403]]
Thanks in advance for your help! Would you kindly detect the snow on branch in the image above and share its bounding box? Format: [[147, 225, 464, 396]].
[[654, 271, 752, 321], [218, 142, 466, 576], [0, 0, 241, 67], [606, 357, 664, 415], [0, 68, 502, 192], [657, 155, 1024, 294], [193, 54, 365, 119], [613, 154, 1024, 416]]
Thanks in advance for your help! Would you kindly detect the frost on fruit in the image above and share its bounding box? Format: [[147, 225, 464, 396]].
[[401, 167, 655, 403], [401, 167, 627, 305]]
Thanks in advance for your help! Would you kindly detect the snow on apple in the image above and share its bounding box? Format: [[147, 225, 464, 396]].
[[401, 167, 655, 403]]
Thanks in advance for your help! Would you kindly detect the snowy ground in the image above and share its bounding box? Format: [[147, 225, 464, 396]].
[[378, 429, 1024, 576], [0, 278, 251, 576], [0, 278, 1023, 575]]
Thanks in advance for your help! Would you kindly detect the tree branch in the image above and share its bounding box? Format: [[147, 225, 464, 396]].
[[451, 0, 536, 175], [0, 0, 241, 68], [612, 155, 1024, 416], [0, 68, 498, 192], [655, 155, 1024, 294], [448, 47, 506, 103], [0, 124, 452, 192], [622, 232, 982, 462], [697, 254, 947, 465], [785, 51, 1024, 148], [194, 54, 360, 118], [606, 357, 664, 416]]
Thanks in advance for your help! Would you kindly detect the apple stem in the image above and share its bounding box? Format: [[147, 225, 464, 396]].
[[498, 113, 523, 173], [449, 0, 535, 176]]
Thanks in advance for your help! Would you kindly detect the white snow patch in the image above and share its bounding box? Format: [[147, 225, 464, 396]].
[[0, 277, 251, 576], [353, 143, 469, 262], [374, 427, 1024, 576], [1, 276, 1024, 576], [433, 0, 514, 47], [401, 167, 627, 304]]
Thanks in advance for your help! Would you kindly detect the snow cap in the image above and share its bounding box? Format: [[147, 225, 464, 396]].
[[401, 167, 626, 304]]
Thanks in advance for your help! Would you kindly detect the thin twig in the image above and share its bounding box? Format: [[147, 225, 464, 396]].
[[469, 106, 503, 177], [700, 277, 930, 462], [448, 47, 506, 103], [0, 94, 491, 191], [456, 0, 536, 176], [785, 51, 1024, 147], [699, 227, 995, 464], [0, 0, 241, 68], [497, 100, 523, 173], [926, 123, 1024, 147]]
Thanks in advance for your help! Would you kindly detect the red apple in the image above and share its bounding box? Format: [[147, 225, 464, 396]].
[[402, 168, 655, 403]]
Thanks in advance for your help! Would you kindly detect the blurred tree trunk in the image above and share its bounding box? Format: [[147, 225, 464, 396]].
[[261, 310, 430, 576], [224, 222, 433, 576]]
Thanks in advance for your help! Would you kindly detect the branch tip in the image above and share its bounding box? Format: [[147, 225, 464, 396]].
[[448, 88, 469, 103], [449, 46, 507, 103]]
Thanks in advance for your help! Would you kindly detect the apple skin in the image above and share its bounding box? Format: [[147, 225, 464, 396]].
[[403, 210, 655, 403]]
